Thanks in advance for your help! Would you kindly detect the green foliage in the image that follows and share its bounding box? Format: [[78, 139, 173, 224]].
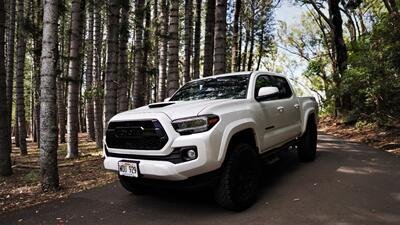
[[344, 14, 400, 121]]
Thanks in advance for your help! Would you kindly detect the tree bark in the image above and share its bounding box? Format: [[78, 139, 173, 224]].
[[132, 0, 145, 107], [104, 0, 119, 129], [58, 12, 67, 144], [192, 0, 201, 79], [15, 0, 27, 155], [213, 0, 227, 75], [203, 0, 215, 76], [85, 0, 95, 140], [33, 0, 42, 147], [241, 26, 250, 71], [157, 0, 168, 101], [167, 0, 179, 96], [66, 0, 84, 159], [231, 0, 241, 72], [328, 0, 350, 112], [183, 0, 193, 84], [0, 0, 12, 176], [40, 0, 60, 191], [93, 2, 103, 148], [6, 0, 15, 151], [247, 19, 255, 71], [118, 0, 129, 112]]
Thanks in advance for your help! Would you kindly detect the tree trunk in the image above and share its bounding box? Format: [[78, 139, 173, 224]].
[[247, 20, 255, 71], [0, 0, 12, 176], [167, 0, 179, 96], [142, 2, 151, 105], [104, 0, 119, 129], [213, 0, 227, 75], [328, 0, 350, 112], [192, 0, 201, 79], [6, 0, 15, 151], [66, 0, 84, 159], [93, 2, 103, 148], [85, 0, 95, 140], [231, 0, 241, 72], [256, 27, 264, 71], [39, 0, 60, 191], [33, 0, 42, 147], [183, 0, 193, 84], [241, 27, 250, 71], [157, 0, 168, 101], [15, 0, 27, 155], [203, 0, 215, 76], [118, 0, 129, 112], [132, 0, 145, 107], [58, 13, 67, 144]]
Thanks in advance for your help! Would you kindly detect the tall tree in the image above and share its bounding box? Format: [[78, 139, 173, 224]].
[[118, 0, 129, 112], [157, 0, 168, 101], [303, 0, 350, 113], [85, 0, 95, 140], [183, 0, 193, 84], [104, 0, 119, 128], [213, 0, 227, 75], [203, 0, 215, 76], [15, 0, 27, 155], [231, 0, 241, 72], [93, 2, 103, 148], [0, 0, 12, 176], [40, 0, 59, 191], [66, 0, 84, 159], [192, 0, 201, 79], [132, 0, 145, 107], [167, 0, 179, 96], [6, 0, 15, 149]]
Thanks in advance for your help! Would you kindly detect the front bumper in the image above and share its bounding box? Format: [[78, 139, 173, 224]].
[[103, 113, 223, 181]]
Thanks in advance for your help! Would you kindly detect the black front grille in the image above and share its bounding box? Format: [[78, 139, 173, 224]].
[[106, 120, 169, 150]]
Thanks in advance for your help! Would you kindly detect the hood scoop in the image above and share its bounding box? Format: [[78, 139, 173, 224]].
[[148, 102, 176, 108]]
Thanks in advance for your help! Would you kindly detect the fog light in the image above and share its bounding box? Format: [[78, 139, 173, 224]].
[[186, 149, 197, 159], [180, 147, 198, 161]]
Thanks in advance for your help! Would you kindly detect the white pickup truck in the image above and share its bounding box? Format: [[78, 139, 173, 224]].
[[104, 71, 318, 211]]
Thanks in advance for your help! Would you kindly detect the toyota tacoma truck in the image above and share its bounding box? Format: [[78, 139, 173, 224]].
[[104, 71, 318, 211]]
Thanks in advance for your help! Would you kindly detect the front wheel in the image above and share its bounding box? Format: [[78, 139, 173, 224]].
[[214, 143, 261, 211], [298, 118, 318, 162]]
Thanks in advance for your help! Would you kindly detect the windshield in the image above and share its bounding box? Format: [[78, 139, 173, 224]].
[[170, 75, 250, 101]]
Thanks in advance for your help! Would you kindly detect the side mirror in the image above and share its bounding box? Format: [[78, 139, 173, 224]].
[[164, 97, 171, 102], [256, 87, 279, 101]]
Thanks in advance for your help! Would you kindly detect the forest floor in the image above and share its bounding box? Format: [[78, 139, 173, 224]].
[[0, 134, 117, 214], [319, 116, 400, 156]]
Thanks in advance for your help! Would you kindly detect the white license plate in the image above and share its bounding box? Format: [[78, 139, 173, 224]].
[[118, 161, 139, 177]]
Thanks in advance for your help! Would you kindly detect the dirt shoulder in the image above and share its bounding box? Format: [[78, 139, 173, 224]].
[[0, 134, 117, 214], [319, 117, 400, 156]]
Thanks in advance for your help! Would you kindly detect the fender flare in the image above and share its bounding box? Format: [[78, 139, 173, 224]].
[[217, 119, 259, 162], [301, 108, 317, 135]]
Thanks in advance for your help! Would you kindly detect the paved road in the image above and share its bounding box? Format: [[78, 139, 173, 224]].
[[1, 134, 400, 225]]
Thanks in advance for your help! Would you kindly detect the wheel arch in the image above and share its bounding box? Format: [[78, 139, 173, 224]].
[[218, 120, 260, 163]]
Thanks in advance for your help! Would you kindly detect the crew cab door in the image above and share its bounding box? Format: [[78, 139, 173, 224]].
[[254, 75, 301, 152]]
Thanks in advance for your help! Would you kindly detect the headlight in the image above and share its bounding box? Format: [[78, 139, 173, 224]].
[[172, 115, 220, 135]]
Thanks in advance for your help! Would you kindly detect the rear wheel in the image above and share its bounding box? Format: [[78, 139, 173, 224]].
[[214, 143, 261, 211], [298, 117, 317, 162], [119, 176, 147, 195]]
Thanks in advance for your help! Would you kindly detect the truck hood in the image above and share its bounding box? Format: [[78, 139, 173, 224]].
[[115, 99, 232, 121]]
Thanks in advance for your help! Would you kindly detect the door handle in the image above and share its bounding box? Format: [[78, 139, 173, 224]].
[[294, 104, 300, 109], [277, 106, 284, 113]]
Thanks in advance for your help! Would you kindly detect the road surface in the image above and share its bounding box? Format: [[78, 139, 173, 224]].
[[1, 134, 400, 225]]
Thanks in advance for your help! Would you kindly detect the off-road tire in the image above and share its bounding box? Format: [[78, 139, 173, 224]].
[[119, 175, 147, 195], [298, 118, 317, 162], [214, 143, 261, 211]]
